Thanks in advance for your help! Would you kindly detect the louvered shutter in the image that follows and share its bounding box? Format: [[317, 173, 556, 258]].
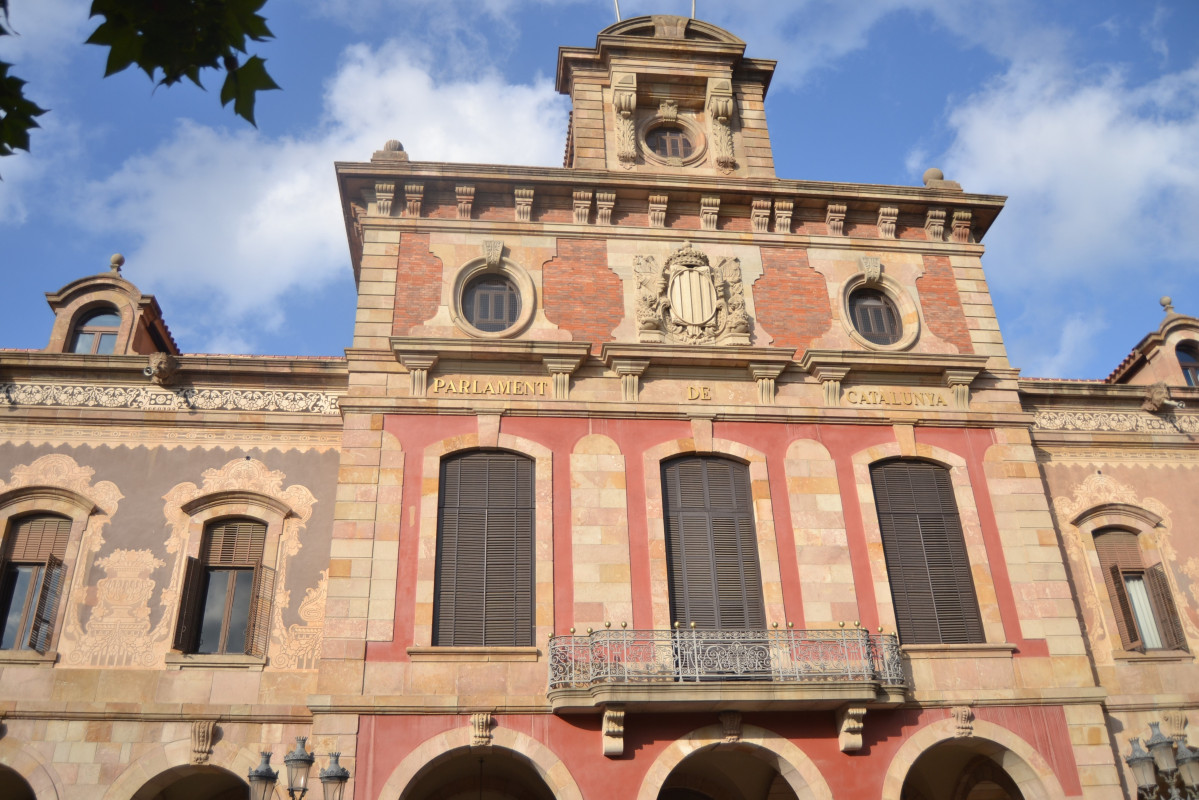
[[662, 457, 765, 630], [1146, 563, 1188, 652], [871, 461, 983, 644], [244, 564, 276, 657], [434, 452, 534, 646], [202, 519, 267, 566], [174, 556, 205, 652], [27, 554, 64, 653], [1095, 530, 1145, 650], [6, 515, 71, 561]]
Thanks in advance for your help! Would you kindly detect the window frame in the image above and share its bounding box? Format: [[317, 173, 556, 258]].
[[848, 287, 903, 346], [838, 271, 921, 352], [1177, 344, 1199, 387], [0, 514, 71, 653], [1093, 526, 1187, 653], [449, 255, 536, 340], [68, 306, 123, 355]]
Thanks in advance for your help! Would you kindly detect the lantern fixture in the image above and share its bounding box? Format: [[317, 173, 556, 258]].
[[1124, 723, 1199, 799], [284, 737, 316, 799], [320, 752, 351, 800], [248, 752, 278, 800]]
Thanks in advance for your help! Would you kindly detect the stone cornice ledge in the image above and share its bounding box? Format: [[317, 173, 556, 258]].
[[600, 342, 794, 371], [800, 350, 989, 378], [391, 337, 592, 365]]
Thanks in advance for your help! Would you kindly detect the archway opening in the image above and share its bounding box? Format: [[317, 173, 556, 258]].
[[902, 743, 1026, 800], [129, 764, 249, 800], [657, 745, 799, 800], [0, 765, 36, 800], [402, 748, 556, 800]]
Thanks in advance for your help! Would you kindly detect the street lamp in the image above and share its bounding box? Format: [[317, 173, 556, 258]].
[[1125, 722, 1199, 799], [319, 752, 351, 800], [284, 737, 316, 799], [248, 752, 278, 800]]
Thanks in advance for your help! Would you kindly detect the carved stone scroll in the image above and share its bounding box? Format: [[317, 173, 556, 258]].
[[191, 720, 216, 764], [613, 73, 638, 168], [455, 185, 475, 220], [611, 359, 649, 402], [471, 712, 493, 747], [838, 706, 867, 752], [400, 354, 439, 397], [720, 711, 742, 743], [700, 196, 720, 231], [951, 210, 973, 243], [826, 203, 846, 236], [602, 708, 625, 757], [773, 198, 793, 233], [634, 241, 751, 346], [925, 208, 946, 241], [596, 192, 616, 225], [514, 186, 534, 223], [751, 198, 771, 233], [375, 182, 395, 217], [706, 77, 736, 171], [951, 705, 974, 737], [573, 189, 593, 225], [649, 194, 669, 228], [877, 206, 898, 239], [748, 363, 786, 405], [403, 183, 423, 217]]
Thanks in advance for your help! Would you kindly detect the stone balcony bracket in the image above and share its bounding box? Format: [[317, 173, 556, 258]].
[[747, 362, 788, 405], [397, 353, 439, 397], [943, 367, 982, 411]]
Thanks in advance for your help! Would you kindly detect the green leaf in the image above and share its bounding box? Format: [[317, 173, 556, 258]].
[[0, 60, 49, 173], [221, 55, 278, 126]]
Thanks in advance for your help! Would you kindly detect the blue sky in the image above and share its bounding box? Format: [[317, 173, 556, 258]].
[[2, 0, 1198, 378]]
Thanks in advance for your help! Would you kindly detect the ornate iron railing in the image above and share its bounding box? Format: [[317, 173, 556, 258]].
[[548, 628, 904, 690]]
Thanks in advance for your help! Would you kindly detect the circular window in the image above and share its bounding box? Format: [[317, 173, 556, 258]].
[[462, 274, 522, 333], [849, 288, 902, 345], [646, 125, 694, 159]]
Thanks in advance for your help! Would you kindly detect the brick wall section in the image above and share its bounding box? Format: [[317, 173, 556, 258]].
[[542, 239, 622, 355], [391, 233, 444, 335], [752, 247, 832, 356], [917, 254, 974, 353]]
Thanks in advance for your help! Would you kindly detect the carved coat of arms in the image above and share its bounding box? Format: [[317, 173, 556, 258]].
[[635, 241, 751, 345]]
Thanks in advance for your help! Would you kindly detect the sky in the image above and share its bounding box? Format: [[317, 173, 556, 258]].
[[2, 0, 1198, 379]]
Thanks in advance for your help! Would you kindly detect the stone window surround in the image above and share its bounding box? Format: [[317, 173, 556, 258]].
[[52, 293, 137, 356], [636, 112, 709, 169], [838, 271, 921, 352], [449, 254, 537, 340]]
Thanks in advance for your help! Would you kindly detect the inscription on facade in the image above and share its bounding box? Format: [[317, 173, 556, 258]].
[[431, 377, 550, 397], [844, 389, 949, 407], [687, 386, 713, 401]]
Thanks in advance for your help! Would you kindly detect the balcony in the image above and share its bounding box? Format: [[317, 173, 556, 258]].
[[547, 627, 907, 713]]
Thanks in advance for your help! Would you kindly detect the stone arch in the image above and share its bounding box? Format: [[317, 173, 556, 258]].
[[642, 437, 785, 630], [784, 439, 852, 626], [880, 718, 1070, 800], [570, 433, 632, 627], [635, 723, 833, 800], [413, 427, 555, 647], [378, 724, 583, 800], [850, 441, 1003, 642], [0, 735, 64, 800], [102, 737, 279, 800]]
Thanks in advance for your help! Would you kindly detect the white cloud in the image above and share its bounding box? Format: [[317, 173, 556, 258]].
[[77, 42, 568, 353], [1018, 314, 1108, 378]]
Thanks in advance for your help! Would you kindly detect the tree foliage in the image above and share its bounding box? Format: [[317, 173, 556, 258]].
[[0, 0, 279, 174]]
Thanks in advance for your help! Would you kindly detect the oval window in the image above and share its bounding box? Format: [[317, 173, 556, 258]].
[[849, 288, 902, 345], [646, 125, 694, 159], [463, 274, 522, 333]]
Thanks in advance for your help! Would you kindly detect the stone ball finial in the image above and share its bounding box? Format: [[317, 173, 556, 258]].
[[384, 139, 404, 152], [923, 167, 945, 186], [1162, 296, 1175, 313], [110, 253, 125, 273]]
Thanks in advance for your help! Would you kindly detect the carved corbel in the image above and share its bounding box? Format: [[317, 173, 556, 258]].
[[877, 206, 898, 239], [860, 257, 882, 286], [951, 705, 974, 737], [573, 189, 593, 225], [400, 354, 439, 397], [403, 183, 424, 217], [700, 196, 720, 231], [659, 99, 678, 122], [145, 352, 180, 386], [1163, 709, 1190, 743], [811, 365, 850, 407], [191, 719, 217, 764], [826, 203, 846, 236], [483, 240, 504, 268], [471, 712, 493, 748], [944, 368, 979, 411], [456, 185, 475, 220], [514, 186, 534, 223], [951, 210, 973, 243], [375, 181, 395, 217], [925, 208, 946, 241], [543, 356, 585, 401], [612, 359, 650, 402], [596, 192, 616, 225], [612, 73, 638, 168], [748, 363, 786, 405], [837, 706, 867, 752], [773, 198, 793, 233], [1142, 381, 1185, 413], [705, 77, 736, 171], [602, 707, 625, 757], [719, 711, 742, 743], [751, 198, 771, 233], [648, 194, 668, 228]]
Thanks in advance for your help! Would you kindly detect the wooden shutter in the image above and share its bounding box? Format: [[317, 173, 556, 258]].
[[1146, 563, 1188, 652], [434, 452, 534, 646], [1094, 529, 1144, 650], [5, 515, 71, 561], [27, 554, 65, 653], [173, 556, 205, 652], [662, 457, 765, 630], [244, 564, 276, 657], [872, 461, 983, 644], [201, 519, 266, 566]]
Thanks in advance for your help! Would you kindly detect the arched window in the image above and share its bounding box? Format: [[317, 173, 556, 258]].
[[434, 451, 534, 646], [870, 460, 983, 644], [174, 518, 274, 656], [1177, 345, 1199, 387], [0, 514, 70, 652], [68, 307, 121, 354], [661, 456, 765, 629], [1094, 527, 1186, 652]]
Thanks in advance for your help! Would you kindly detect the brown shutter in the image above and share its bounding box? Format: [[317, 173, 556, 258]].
[[1146, 563, 1188, 652], [6, 515, 71, 561], [202, 519, 266, 566], [27, 554, 65, 653], [173, 556, 204, 652], [1094, 530, 1145, 650], [871, 461, 983, 645], [434, 452, 534, 646], [663, 457, 765, 630], [244, 564, 276, 657]]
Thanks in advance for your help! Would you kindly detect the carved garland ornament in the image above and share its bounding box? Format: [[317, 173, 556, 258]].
[[1035, 409, 1199, 433], [634, 241, 751, 346], [0, 382, 340, 415]]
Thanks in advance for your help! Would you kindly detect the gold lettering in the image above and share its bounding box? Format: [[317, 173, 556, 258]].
[[432, 378, 446, 393], [846, 390, 859, 404], [688, 386, 700, 400], [496, 380, 509, 394], [482, 382, 493, 395], [524, 381, 535, 395], [936, 395, 947, 406], [702, 387, 711, 400]]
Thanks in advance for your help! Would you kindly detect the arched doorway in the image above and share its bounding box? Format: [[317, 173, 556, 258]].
[[657, 745, 799, 800], [129, 764, 249, 800], [402, 748, 556, 800], [902, 744, 1025, 800], [0, 765, 36, 800]]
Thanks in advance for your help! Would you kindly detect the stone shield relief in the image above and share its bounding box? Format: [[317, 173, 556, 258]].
[[635, 241, 751, 346]]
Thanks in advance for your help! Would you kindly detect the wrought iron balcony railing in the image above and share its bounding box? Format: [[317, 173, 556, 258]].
[[548, 627, 904, 690]]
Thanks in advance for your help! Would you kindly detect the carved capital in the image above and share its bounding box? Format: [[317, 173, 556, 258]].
[[810, 365, 851, 407], [944, 368, 979, 411], [191, 719, 216, 764], [826, 203, 847, 236], [700, 196, 720, 231], [375, 182, 395, 217], [514, 187, 534, 223], [602, 707, 625, 757], [543, 356, 585, 401], [748, 363, 786, 405], [455, 185, 475, 220], [773, 198, 793, 234], [471, 712, 493, 747], [572, 189, 593, 225], [403, 183, 424, 218], [596, 192, 616, 225], [838, 706, 867, 752], [648, 194, 669, 228], [925, 207, 946, 241], [877, 206, 898, 239], [951, 705, 974, 737], [612, 359, 650, 402], [751, 198, 771, 233], [720, 711, 742, 743]]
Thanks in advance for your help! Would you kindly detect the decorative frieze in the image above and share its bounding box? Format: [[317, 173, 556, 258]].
[[773, 198, 793, 233], [951, 209, 972, 243], [572, 189, 593, 224], [375, 181, 395, 217], [1034, 409, 1199, 434], [596, 192, 616, 225], [0, 382, 341, 415], [403, 183, 424, 217], [877, 206, 898, 239], [613, 72, 638, 168], [826, 203, 846, 236], [838, 706, 867, 752], [602, 707, 625, 757], [400, 354, 439, 397], [514, 186, 534, 223], [648, 194, 669, 228], [455, 185, 475, 220], [700, 195, 720, 231], [751, 197, 771, 233], [925, 207, 946, 241], [706, 77, 736, 171], [634, 241, 751, 346]]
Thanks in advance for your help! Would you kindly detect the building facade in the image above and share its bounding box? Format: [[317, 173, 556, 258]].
[[0, 15, 1195, 800]]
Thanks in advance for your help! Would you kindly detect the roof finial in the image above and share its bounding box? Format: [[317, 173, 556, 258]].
[[1161, 295, 1175, 315], [109, 253, 125, 274]]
